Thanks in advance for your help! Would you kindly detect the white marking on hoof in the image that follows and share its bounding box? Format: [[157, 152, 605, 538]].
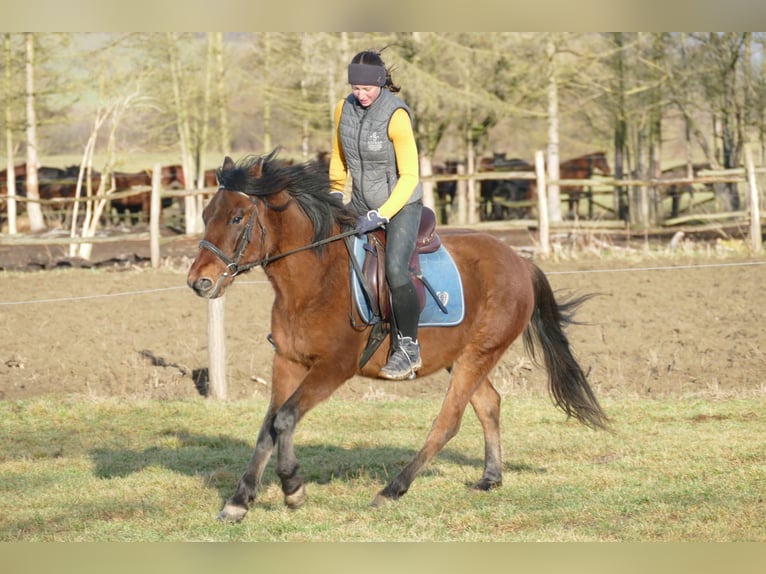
[[217, 503, 248, 523], [371, 493, 395, 507], [284, 484, 306, 509]]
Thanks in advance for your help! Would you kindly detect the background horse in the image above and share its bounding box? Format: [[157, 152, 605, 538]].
[[558, 151, 611, 219], [479, 154, 535, 220], [659, 162, 714, 218], [109, 166, 184, 224], [187, 152, 609, 523]]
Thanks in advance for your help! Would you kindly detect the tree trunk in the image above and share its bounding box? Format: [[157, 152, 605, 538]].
[[213, 32, 231, 157], [4, 34, 17, 235], [262, 33, 272, 153], [455, 162, 467, 225], [189, 33, 214, 235], [197, 33, 213, 190], [611, 32, 629, 221], [167, 33, 198, 235], [545, 38, 562, 222], [419, 154, 435, 213], [466, 138, 477, 225], [24, 33, 45, 232]]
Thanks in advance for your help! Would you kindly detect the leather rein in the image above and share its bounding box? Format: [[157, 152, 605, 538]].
[[198, 188, 357, 278]]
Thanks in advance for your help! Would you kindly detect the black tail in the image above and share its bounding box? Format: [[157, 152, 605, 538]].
[[523, 264, 610, 431]]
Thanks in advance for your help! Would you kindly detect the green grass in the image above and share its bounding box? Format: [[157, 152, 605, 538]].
[[1, 395, 764, 541]]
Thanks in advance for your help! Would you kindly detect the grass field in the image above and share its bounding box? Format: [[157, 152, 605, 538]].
[[1, 393, 763, 542]]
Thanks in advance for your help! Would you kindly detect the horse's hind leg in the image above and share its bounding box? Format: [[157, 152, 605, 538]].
[[469, 377, 503, 490], [372, 357, 490, 506]]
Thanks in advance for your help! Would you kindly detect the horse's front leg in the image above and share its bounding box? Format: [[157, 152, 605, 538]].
[[272, 360, 354, 509], [217, 415, 277, 522], [217, 356, 306, 523]]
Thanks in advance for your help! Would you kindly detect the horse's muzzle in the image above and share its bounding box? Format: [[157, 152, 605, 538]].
[[188, 275, 223, 299]]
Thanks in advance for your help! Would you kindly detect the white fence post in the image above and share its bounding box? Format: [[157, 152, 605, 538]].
[[745, 144, 762, 254], [208, 295, 227, 400], [150, 163, 161, 269]]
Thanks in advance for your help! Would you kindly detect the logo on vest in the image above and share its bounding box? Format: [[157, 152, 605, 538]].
[[366, 132, 383, 152]]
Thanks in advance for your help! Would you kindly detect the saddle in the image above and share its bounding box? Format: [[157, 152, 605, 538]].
[[361, 206, 442, 323]]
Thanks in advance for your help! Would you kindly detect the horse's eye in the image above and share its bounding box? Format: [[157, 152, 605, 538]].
[[231, 215, 243, 225]]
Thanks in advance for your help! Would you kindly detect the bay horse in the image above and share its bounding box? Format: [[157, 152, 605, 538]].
[[187, 152, 610, 523], [110, 166, 184, 224], [479, 154, 535, 221], [558, 151, 611, 219]]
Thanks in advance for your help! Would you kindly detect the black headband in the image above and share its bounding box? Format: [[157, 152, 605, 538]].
[[348, 63, 386, 87]]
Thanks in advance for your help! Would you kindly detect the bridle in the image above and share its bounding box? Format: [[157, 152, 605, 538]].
[[198, 187, 357, 279]]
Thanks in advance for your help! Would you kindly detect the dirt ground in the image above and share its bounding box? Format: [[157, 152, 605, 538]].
[[1, 226, 764, 403]]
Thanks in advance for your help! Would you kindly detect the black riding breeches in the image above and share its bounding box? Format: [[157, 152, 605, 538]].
[[385, 201, 422, 340]]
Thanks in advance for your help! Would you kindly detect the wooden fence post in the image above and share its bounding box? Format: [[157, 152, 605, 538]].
[[208, 295, 227, 400], [150, 163, 161, 268], [745, 145, 763, 254], [535, 150, 550, 258]]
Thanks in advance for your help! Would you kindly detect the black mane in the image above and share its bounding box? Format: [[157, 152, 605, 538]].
[[217, 151, 357, 246]]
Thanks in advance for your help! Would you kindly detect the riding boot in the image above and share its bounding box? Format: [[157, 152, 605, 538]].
[[380, 283, 422, 380], [380, 334, 422, 380]]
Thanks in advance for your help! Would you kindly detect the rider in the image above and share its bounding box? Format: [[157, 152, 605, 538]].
[[329, 48, 424, 380]]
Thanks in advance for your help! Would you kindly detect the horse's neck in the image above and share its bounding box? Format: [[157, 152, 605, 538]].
[[263, 226, 348, 307]]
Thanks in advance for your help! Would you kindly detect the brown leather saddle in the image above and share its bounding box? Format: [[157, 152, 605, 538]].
[[360, 206, 441, 323]]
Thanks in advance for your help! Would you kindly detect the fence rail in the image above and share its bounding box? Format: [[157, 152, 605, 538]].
[[2, 156, 764, 251]]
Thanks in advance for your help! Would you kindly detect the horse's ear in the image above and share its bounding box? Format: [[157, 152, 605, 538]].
[[222, 156, 235, 171], [247, 157, 265, 179]]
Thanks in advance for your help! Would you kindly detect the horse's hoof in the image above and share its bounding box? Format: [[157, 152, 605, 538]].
[[284, 484, 306, 509], [217, 503, 249, 523], [471, 478, 502, 491], [371, 493, 395, 508]]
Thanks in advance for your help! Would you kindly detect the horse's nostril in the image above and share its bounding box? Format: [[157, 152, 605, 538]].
[[194, 277, 214, 294]]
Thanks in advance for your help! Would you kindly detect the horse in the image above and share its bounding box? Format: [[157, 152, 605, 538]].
[[479, 154, 535, 220], [558, 151, 611, 219], [187, 151, 610, 523], [659, 163, 714, 218], [1, 165, 89, 224], [109, 166, 184, 224], [433, 160, 458, 223]]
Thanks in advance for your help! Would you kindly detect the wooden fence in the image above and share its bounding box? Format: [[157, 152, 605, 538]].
[[423, 156, 766, 230]]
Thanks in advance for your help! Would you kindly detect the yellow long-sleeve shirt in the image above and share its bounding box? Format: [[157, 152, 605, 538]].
[[329, 99, 420, 221]]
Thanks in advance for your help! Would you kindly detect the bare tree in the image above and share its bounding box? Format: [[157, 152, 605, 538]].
[[3, 33, 20, 234], [24, 33, 45, 232], [545, 36, 563, 222], [213, 32, 231, 157]]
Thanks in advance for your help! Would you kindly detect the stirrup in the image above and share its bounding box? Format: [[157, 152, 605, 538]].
[[380, 337, 422, 381]]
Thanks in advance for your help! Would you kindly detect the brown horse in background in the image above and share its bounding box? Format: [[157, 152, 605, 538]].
[[187, 152, 609, 523], [558, 151, 611, 219], [110, 165, 185, 223], [479, 154, 535, 220], [659, 163, 716, 218]]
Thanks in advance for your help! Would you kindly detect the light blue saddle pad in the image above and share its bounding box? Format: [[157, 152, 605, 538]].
[[350, 236, 465, 327]]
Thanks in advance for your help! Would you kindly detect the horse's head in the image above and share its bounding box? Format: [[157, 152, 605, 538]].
[[162, 164, 186, 189], [187, 156, 270, 299], [593, 152, 611, 176], [188, 151, 356, 299]]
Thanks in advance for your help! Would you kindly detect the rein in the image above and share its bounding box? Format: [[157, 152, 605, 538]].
[[198, 189, 358, 278]]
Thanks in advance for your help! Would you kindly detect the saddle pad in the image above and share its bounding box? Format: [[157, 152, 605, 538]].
[[351, 236, 465, 327]]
